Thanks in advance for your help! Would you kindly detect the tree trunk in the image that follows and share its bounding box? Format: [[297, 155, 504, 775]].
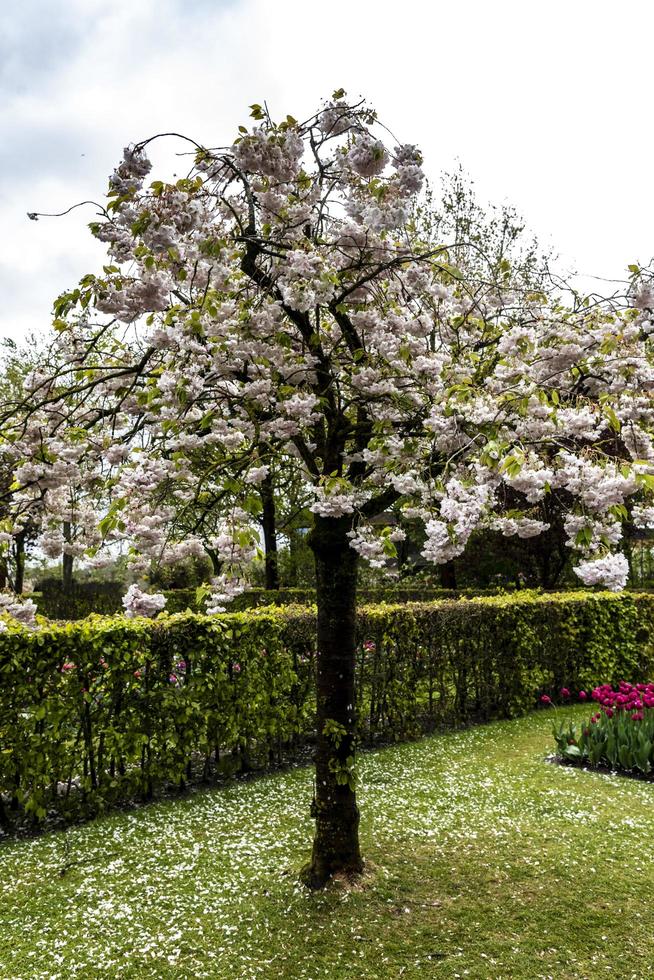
[[304, 514, 363, 889], [260, 474, 280, 590], [439, 560, 457, 590], [13, 531, 26, 595], [287, 528, 300, 587], [62, 522, 74, 595], [206, 547, 223, 578]]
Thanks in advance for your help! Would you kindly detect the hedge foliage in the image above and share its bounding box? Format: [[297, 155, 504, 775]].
[[1, 590, 653, 826], [27, 585, 496, 620], [29, 587, 125, 620]]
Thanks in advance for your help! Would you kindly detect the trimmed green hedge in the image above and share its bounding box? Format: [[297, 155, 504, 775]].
[[1, 590, 653, 826], [28, 586, 501, 620]]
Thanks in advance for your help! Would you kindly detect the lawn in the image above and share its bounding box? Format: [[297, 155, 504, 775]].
[[1, 706, 653, 979]]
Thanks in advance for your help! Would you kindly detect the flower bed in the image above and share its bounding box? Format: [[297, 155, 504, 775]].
[[553, 681, 654, 775]]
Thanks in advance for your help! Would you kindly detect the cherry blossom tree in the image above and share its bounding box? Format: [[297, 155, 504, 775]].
[[7, 92, 654, 886]]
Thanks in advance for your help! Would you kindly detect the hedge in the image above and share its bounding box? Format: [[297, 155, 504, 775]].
[[1, 590, 653, 827], [27, 585, 499, 620]]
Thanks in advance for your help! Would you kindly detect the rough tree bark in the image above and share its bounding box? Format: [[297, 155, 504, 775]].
[[260, 473, 280, 591], [62, 521, 74, 595], [13, 530, 26, 594], [304, 514, 363, 888]]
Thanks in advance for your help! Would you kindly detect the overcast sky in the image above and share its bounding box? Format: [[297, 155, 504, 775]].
[[1, 0, 652, 341]]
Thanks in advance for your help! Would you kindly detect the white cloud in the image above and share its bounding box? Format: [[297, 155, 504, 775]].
[[1, 0, 653, 339]]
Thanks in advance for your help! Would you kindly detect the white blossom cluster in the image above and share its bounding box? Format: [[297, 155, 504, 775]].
[[421, 480, 492, 564], [95, 275, 170, 322], [492, 517, 550, 538], [633, 504, 654, 529], [277, 251, 337, 313], [0, 594, 38, 630], [108, 145, 152, 196], [233, 127, 304, 182], [7, 93, 654, 598], [347, 528, 387, 568], [563, 514, 623, 551], [346, 134, 389, 178], [205, 575, 247, 614], [122, 585, 167, 619], [573, 552, 630, 592]]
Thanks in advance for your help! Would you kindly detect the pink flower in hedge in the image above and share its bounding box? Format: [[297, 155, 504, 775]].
[[133, 669, 142, 679], [169, 674, 177, 684], [540, 694, 552, 705], [578, 691, 587, 701], [62, 662, 76, 671], [560, 687, 571, 698], [232, 663, 241, 673]]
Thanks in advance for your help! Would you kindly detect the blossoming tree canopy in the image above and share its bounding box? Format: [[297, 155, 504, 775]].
[[9, 91, 654, 884]]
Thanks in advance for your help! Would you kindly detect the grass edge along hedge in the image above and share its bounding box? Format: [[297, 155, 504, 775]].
[[1, 590, 653, 827]]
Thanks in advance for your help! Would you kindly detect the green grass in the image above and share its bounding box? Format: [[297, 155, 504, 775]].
[[2, 706, 654, 979]]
